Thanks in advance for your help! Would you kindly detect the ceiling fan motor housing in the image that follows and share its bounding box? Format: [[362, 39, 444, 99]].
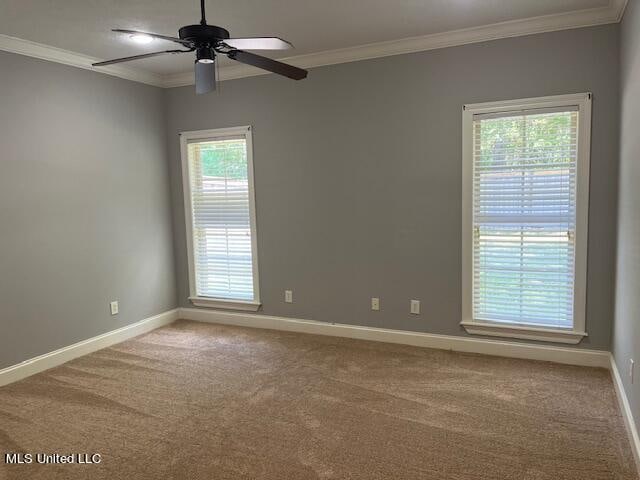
[[179, 24, 230, 45]]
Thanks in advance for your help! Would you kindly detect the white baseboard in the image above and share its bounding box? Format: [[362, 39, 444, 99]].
[[179, 308, 610, 368], [0, 309, 179, 387], [610, 354, 640, 471], [0, 306, 614, 383]]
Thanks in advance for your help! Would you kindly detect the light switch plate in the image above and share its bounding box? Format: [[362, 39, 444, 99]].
[[410, 300, 420, 315], [110, 301, 119, 316]]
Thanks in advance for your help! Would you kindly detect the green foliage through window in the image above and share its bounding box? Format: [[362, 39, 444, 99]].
[[199, 140, 248, 180], [478, 112, 574, 168]]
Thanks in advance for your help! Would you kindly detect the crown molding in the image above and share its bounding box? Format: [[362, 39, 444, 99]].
[[612, 0, 630, 21], [0, 34, 165, 87], [162, 1, 627, 88], [0, 0, 629, 89]]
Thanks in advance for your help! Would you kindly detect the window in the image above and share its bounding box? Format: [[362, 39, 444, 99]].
[[180, 126, 260, 311], [461, 94, 591, 344]]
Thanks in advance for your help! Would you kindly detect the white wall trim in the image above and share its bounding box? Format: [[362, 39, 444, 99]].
[[0, 309, 179, 387], [179, 308, 610, 368], [610, 354, 640, 471], [163, 2, 626, 88], [461, 321, 587, 345], [179, 126, 261, 305], [461, 93, 592, 342], [0, 0, 627, 89], [613, 0, 631, 22], [0, 34, 165, 87], [189, 297, 261, 311]]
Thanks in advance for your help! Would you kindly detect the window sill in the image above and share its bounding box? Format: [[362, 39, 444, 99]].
[[189, 297, 262, 312], [460, 321, 587, 345]]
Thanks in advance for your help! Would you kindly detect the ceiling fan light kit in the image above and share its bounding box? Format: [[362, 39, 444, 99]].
[[195, 46, 215, 64], [92, 0, 308, 94]]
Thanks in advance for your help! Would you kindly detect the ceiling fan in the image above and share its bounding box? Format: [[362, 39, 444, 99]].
[[92, 0, 308, 94]]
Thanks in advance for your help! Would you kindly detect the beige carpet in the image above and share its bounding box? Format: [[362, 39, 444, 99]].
[[0, 320, 636, 480]]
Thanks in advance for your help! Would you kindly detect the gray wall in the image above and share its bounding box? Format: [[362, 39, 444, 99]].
[[613, 0, 640, 421], [0, 51, 177, 369], [166, 24, 620, 350]]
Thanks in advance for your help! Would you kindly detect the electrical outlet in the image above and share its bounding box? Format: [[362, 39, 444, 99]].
[[371, 297, 380, 311], [284, 290, 293, 303], [630, 359, 635, 384], [110, 301, 119, 316], [410, 299, 420, 315]]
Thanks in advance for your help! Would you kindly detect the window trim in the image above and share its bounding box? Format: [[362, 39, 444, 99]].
[[180, 125, 261, 311], [461, 93, 591, 344]]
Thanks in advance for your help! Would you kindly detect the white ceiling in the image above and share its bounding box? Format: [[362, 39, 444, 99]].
[[0, 0, 625, 85]]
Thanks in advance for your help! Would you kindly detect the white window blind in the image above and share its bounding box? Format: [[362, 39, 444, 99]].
[[472, 107, 579, 329], [186, 132, 257, 302]]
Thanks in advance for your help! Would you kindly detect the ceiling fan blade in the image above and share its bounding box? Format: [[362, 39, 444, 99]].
[[227, 51, 307, 80], [195, 62, 216, 95], [92, 50, 189, 67], [224, 37, 293, 50], [113, 29, 192, 47]]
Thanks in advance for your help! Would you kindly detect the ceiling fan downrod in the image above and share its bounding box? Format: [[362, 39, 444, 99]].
[[200, 0, 207, 26]]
